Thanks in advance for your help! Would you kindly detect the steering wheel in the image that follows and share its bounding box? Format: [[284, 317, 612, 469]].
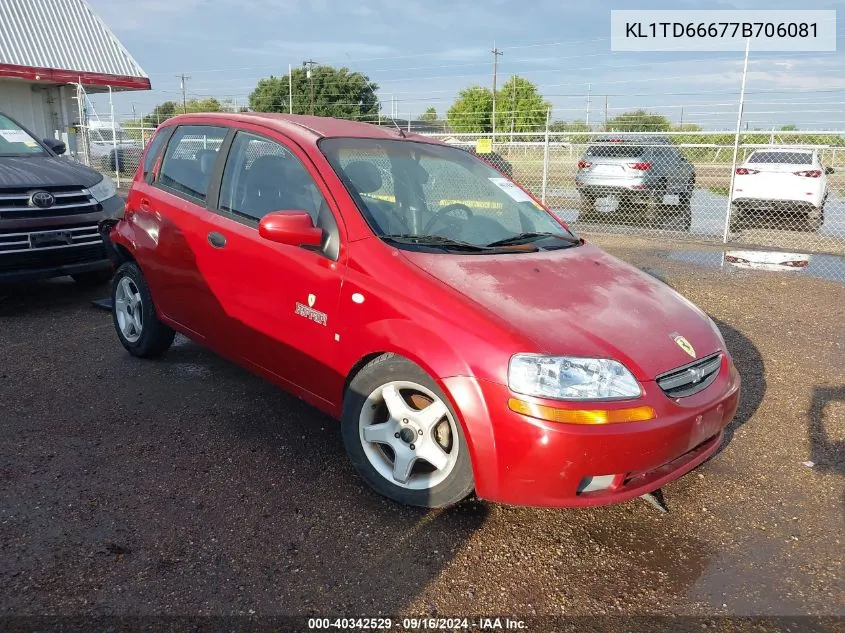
[[422, 203, 474, 234]]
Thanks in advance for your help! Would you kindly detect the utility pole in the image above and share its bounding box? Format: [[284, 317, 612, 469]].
[[510, 74, 517, 136], [585, 83, 591, 128], [679, 106, 684, 128], [604, 95, 608, 129], [491, 44, 503, 145], [302, 60, 317, 115], [176, 74, 190, 113]]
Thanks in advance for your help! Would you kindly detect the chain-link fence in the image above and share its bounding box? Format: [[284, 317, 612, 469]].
[[72, 121, 845, 279], [424, 131, 845, 275]]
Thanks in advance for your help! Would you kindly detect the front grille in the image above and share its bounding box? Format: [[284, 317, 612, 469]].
[[0, 187, 100, 220], [0, 224, 103, 254], [656, 353, 723, 398]]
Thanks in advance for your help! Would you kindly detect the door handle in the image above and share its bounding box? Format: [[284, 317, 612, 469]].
[[207, 232, 227, 248]]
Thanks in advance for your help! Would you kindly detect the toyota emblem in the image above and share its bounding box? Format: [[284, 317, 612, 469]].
[[30, 191, 55, 208]]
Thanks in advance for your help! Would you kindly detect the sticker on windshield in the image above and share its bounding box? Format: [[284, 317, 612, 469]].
[[0, 129, 34, 144], [489, 177, 532, 203]]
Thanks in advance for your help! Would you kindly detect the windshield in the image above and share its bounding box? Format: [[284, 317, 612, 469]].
[[748, 151, 813, 165], [0, 114, 45, 157], [319, 138, 577, 252]]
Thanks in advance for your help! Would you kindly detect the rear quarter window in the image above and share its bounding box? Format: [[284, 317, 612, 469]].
[[142, 128, 169, 182]]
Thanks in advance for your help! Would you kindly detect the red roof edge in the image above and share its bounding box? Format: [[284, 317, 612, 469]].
[[0, 63, 151, 91]]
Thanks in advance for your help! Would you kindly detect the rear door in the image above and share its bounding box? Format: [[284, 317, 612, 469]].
[[135, 123, 231, 339], [193, 126, 348, 406]]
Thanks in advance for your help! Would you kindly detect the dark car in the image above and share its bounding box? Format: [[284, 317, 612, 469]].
[[0, 111, 124, 285], [462, 147, 514, 178]]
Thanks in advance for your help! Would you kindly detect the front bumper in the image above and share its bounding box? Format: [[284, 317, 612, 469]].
[[0, 195, 123, 284], [443, 357, 740, 507]]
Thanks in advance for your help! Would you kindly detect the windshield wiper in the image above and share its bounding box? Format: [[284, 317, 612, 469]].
[[381, 234, 491, 251], [485, 232, 580, 247]]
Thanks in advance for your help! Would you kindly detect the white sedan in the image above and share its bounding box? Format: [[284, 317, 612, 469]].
[[730, 148, 833, 232]]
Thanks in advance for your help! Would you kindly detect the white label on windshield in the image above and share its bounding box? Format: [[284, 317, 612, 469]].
[[489, 177, 532, 202], [0, 129, 34, 144]]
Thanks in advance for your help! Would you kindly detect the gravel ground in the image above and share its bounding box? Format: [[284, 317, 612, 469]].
[[0, 236, 843, 623]]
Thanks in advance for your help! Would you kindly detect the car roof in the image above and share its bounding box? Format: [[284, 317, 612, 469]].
[[161, 112, 441, 145], [591, 135, 671, 145]]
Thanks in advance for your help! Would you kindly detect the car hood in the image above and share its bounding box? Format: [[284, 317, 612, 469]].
[[0, 156, 103, 189], [401, 242, 723, 380]]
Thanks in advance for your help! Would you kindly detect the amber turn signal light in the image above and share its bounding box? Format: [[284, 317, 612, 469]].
[[508, 398, 656, 425]]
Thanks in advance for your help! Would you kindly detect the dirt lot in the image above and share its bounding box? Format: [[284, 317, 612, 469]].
[[1, 236, 843, 626]]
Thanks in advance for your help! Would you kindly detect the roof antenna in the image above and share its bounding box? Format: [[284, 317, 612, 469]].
[[389, 115, 406, 138]]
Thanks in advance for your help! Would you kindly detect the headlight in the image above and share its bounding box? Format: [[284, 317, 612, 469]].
[[88, 176, 116, 202], [508, 354, 641, 400]]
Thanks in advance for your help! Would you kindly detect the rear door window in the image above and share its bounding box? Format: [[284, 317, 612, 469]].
[[157, 125, 228, 203]]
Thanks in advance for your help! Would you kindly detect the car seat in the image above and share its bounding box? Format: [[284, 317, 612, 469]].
[[239, 155, 306, 218]]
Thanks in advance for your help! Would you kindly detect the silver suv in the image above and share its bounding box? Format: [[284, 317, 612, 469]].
[[575, 136, 696, 228]]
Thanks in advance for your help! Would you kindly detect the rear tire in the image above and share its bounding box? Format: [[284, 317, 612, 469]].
[[806, 203, 824, 232], [729, 205, 744, 233], [579, 194, 599, 223], [341, 354, 474, 508], [111, 261, 175, 358]]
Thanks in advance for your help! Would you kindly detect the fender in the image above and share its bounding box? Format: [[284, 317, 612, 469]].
[[336, 317, 499, 495]]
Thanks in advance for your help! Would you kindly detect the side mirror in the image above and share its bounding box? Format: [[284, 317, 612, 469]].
[[258, 210, 322, 247], [43, 138, 66, 155], [825, 166, 834, 175]]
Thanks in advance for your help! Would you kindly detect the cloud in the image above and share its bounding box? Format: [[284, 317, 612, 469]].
[[232, 41, 397, 60]]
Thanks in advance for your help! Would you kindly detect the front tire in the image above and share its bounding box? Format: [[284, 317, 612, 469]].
[[111, 261, 175, 358], [341, 354, 474, 508]]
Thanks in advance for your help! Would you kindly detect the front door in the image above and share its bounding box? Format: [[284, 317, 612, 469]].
[[195, 128, 347, 408]]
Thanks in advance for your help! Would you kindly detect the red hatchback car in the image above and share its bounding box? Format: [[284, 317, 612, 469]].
[[102, 113, 740, 509]]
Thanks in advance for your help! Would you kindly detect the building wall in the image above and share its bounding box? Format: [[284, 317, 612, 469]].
[[0, 79, 77, 141]]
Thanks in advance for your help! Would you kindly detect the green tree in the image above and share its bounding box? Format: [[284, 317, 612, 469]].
[[447, 86, 494, 133], [780, 124, 798, 131], [139, 98, 227, 128], [249, 66, 379, 120], [495, 75, 551, 138], [605, 109, 672, 132], [548, 119, 590, 133], [420, 107, 438, 122]]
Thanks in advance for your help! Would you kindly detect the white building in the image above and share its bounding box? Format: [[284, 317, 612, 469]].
[[0, 0, 150, 148]]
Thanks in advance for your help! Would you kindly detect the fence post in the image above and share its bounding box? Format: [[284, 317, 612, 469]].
[[541, 106, 551, 204], [108, 86, 120, 188], [723, 38, 750, 244]]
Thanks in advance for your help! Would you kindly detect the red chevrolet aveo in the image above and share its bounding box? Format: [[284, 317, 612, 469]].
[[102, 113, 740, 509]]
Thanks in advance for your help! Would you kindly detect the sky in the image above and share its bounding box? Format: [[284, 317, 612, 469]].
[[86, 0, 845, 130]]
